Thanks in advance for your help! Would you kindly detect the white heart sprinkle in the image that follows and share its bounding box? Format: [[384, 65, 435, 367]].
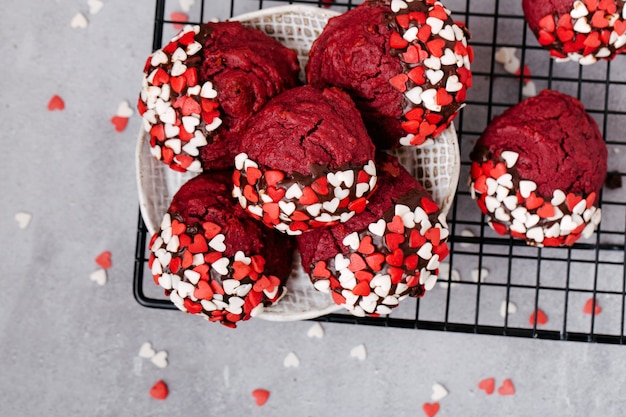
[[420, 88, 441, 112], [500, 151, 519, 168], [116, 100, 134, 118], [138, 342, 156, 359], [333, 187, 350, 200], [283, 352, 300, 368], [307, 323, 325, 338], [494, 47, 516, 64], [279, 201, 296, 216], [172, 47, 188, 62], [170, 60, 187, 77], [150, 50, 168, 67], [519, 180, 537, 199], [323, 198, 340, 214], [200, 81, 218, 98], [89, 269, 107, 286], [390, 0, 408, 12], [426, 17, 444, 34], [363, 160, 376, 176], [209, 234, 226, 252], [342, 232, 360, 251], [151, 350, 168, 368], [522, 81, 537, 97], [445, 75, 463, 92], [439, 26, 456, 42], [182, 116, 200, 133], [285, 183, 303, 199], [313, 279, 330, 293], [503, 56, 520, 74], [180, 0, 195, 12], [500, 300, 518, 317], [570, 1, 589, 18], [211, 257, 230, 275], [334, 253, 350, 271], [70, 12, 88, 29], [222, 279, 239, 295], [368, 219, 386, 237], [234, 153, 248, 170], [405, 86, 423, 105], [403, 26, 418, 42], [573, 17, 592, 33], [306, 203, 322, 217], [15, 212, 32, 229], [526, 226, 544, 243], [355, 183, 370, 198], [551, 189, 566, 206], [423, 56, 442, 70], [88, 0, 103, 15], [431, 383, 449, 402], [349, 344, 367, 361]]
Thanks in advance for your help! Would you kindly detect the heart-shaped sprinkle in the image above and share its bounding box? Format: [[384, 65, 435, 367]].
[[70, 12, 88, 29], [88, 0, 103, 14], [111, 115, 129, 132], [252, 389, 270, 406], [307, 322, 324, 338], [349, 343, 367, 361], [149, 380, 168, 400], [494, 47, 516, 64], [151, 350, 168, 368], [583, 297, 602, 315], [95, 251, 112, 269], [211, 257, 230, 275], [478, 377, 495, 395], [422, 402, 440, 417], [519, 180, 537, 199], [529, 308, 548, 325], [116, 100, 134, 118], [89, 269, 107, 286], [15, 212, 32, 229], [200, 81, 218, 99], [431, 383, 448, 402], [170, 12, 189, 30], [405, 86, 424, 105], [497, 379, 515, 396], [283, 352, 300, 368], [138, 342, 156, 358], [522, 80, 537, 97], [208, 234, 226, 252], [500, 300, 518, 318], [571, 1, 590, 18], [368, 219, 386, 237], [390, 0, 408, 13], [471, 267, 488, 283], [342, 232, 360, 251], [179, 0, 195, 12], [48, 95, 65, 111]]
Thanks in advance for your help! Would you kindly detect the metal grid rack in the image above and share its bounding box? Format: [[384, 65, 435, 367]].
[[134, 0, 626, 344]]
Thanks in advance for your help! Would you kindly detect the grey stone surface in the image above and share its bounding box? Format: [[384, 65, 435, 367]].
[[3, 0, 626, 416]]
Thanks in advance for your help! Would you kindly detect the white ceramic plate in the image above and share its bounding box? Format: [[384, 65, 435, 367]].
[[136, 5, 461, 321]]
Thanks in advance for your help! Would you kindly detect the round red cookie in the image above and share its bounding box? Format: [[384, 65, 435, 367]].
[[233, 85, 377, 235], [148, 171, 294, 327], [138, 22, 300, 173], [306, 0, 472, 148], [469, 89, 607, 247], [296, 155, 450, 317], [523, 0, 626, 64]]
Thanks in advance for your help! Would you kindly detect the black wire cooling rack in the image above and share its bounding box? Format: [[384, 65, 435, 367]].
[[134, 0, 626, 344]]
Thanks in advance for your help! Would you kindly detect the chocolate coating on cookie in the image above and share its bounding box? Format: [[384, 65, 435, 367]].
[[234, 86, 377, 235], [469, 90, 607, 246], [296, 155, 450, 317]]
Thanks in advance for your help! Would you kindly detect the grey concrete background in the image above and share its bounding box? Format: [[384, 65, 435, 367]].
[[3, 0, 626, 416]]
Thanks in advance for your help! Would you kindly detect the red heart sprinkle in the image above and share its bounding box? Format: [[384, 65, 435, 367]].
[[583, 297, 602, 315], [387, 215, 405, 234], [250, 255, 266, 274], [110, 115, 129, 132], [357, 236, 375, 255], [403, 45, 427, 64], [409, 229, 427, 248], [355, 270, 374, 282], [189, 234, 208, 254], [348, 197, 368, 213], [556, 27, 575, 42], [417, 23, 432, 42], [299, 186, 319, 205], [243, 185, 259, 203], [48, 95, 65, 111], [171, 219, 186, 235], [427, 38, 446, 57], [202, 222, 221, 239], [422, 402, 440, 417], [182, 97, 201, 116], [566, 193, 583, 211], [348, 253, 367, 272], [389, 31, 409, 49], [264, 170, 285, 187], [403, 254, 418, 270], [332, 291, 347, 305], [396, 14, 410, 29], [365, 253, 385, 272], [497, 379, 515, 396], [246, 167, 262, 185], [149, 380, 169, 400], [262, 203, 280, 221], [410, 11, 427, 25], [352, 280, 371, 296], [385, 233, 405, 251], [429, 4, 448, 19], [170, 12, 188, 29], [538, 14, 556, 32], [168, 256, 181, 273], [421, 197, 439, 214], [491, 221, 508, 236], [170, 75, 187, 93], [313, 261, 331, 278], [405, 107, 425, 121], [536, 203, 555, 219], [425, 227, 441, 246], [385, 248, 404, 267], [183, 298, 202, 314], [95, 251, 112, 269], [591, 10, 609, 28], [311, 177, 329, 195], [538, 29, 556, 46], [584, 0, 597, 12], [478, 377, 495, 395], [232, 261, 252, 280], [194, 280, 214, 299], [557, 13, 573, 30], [252, 389, 270, 406], [529, 308, 548, 325], [584, 31, 601, 48], [267, 186, 286, 202], [525, 192, 544, 211], [599, 0, 617, 13], [389, 73, 409, 92]]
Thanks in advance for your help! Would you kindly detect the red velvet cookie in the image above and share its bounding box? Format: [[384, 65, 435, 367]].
[[306, 0, 472, 148], [138, 22, 300, 173], [148, 171, 294, 327], [296, 155, 450, 317], [233, 85, 377, 235], [523, 0, 626, 64], [469, 90, 606, 247]]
